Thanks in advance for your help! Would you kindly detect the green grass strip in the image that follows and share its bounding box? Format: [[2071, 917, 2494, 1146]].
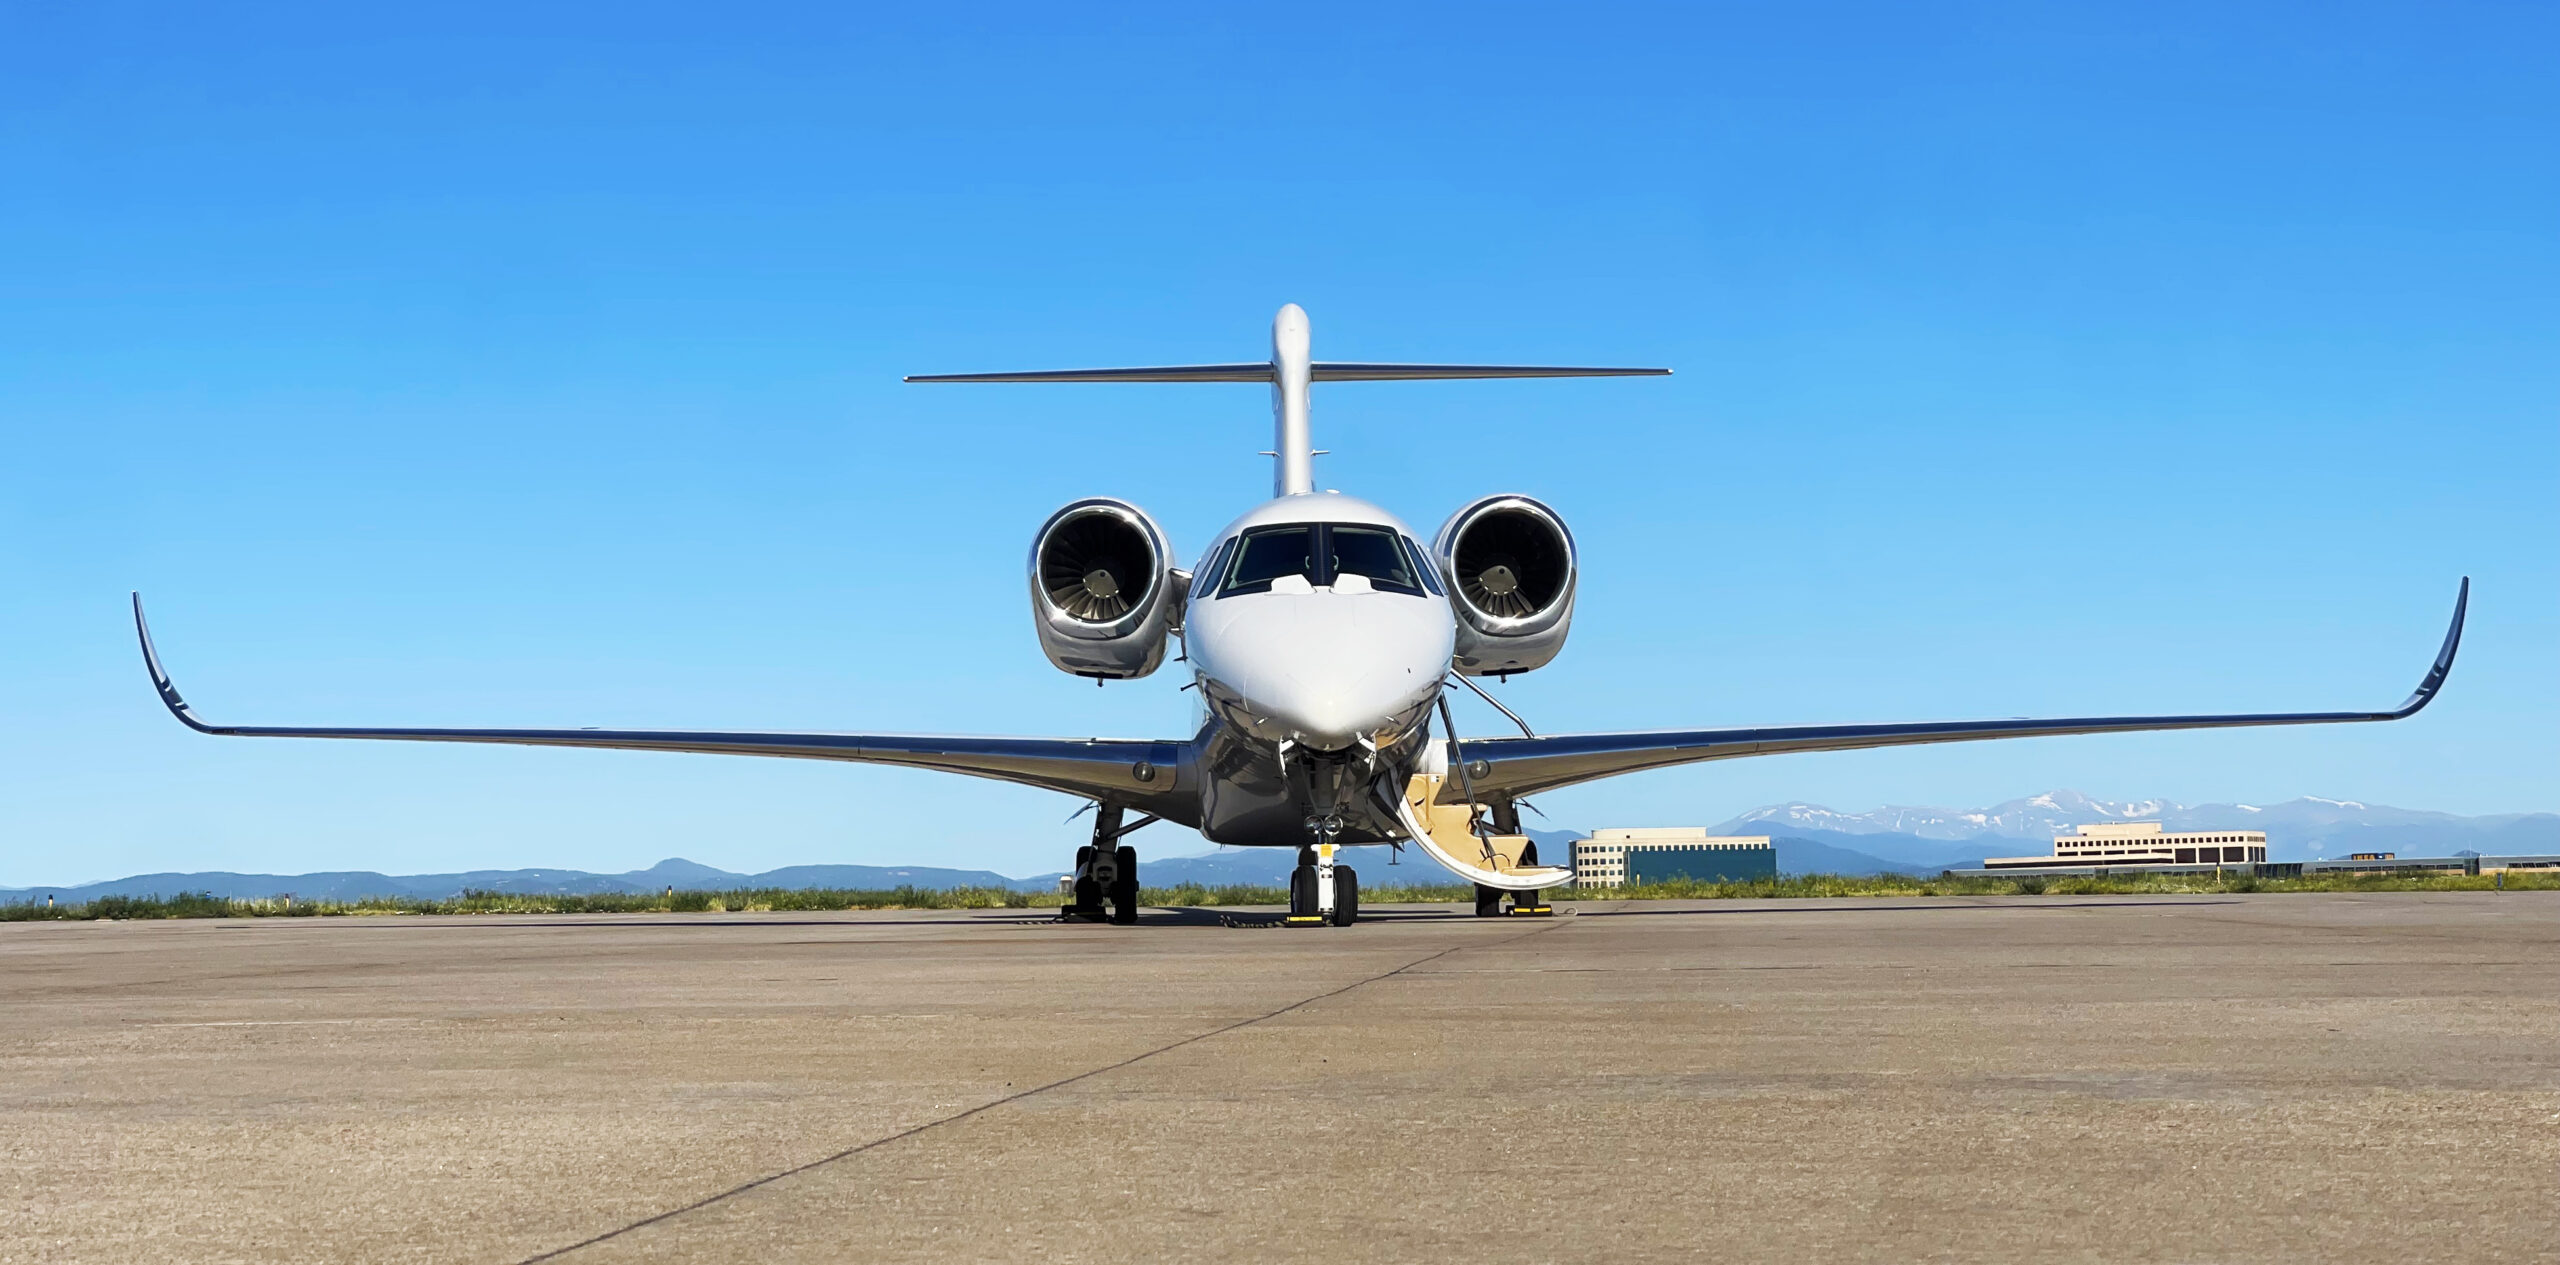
[[3, 870, 2551, 921]]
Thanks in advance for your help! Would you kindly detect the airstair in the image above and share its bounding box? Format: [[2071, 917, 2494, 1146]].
[[1384, 769, 1574, 892]]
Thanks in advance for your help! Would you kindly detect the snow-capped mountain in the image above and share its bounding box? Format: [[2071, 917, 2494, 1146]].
[[1718, 790, 2176, 842], [1712, 791, 2556, 862]]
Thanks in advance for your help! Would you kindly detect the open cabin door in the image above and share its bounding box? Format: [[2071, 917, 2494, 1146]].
[[1386, 771, 1574, 892]]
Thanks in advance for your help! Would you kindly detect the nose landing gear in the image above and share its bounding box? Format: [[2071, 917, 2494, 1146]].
[[1286, 833, 1361, 928], [1280, 746, 1371, 928]]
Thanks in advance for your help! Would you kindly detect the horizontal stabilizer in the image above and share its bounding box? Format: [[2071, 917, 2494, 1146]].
[[1312, 362, 1669, 381], [906, 362, 1670, 384], [906, 364, 1272, 384]]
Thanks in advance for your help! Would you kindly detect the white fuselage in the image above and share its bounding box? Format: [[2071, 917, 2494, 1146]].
[[1182, 492, 1457, 846]]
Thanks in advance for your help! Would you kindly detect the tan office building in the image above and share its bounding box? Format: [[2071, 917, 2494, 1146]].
[[1982, 821, 2267, 870], [1573, 828, 1776, 888]]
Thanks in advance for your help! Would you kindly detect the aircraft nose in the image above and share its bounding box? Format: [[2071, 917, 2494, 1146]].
[[1257, 677, 1388, 752], [1210, 593, 1454, 752]]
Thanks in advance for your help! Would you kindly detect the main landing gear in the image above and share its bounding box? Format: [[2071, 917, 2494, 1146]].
[[1065, 803, 1145, 925], [1471, 811, 1553, 918], [1473, 883, 1551, 917]]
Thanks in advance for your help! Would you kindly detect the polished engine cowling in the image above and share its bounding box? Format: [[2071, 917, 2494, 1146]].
[[1432, 494, 1577, 676], [1028, 498, 1179, 679]]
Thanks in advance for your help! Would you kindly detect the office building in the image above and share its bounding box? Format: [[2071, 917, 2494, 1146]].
[[1981, 822, 2266, 870], [1573, 828, 1776, 887]]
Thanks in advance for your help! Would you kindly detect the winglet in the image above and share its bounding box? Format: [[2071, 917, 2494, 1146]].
[[2390, 576, 2467, 718], [132, 592, 217, 734]]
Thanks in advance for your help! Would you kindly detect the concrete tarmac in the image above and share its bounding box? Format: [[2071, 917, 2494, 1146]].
[[3, 893, 2554, 1263]]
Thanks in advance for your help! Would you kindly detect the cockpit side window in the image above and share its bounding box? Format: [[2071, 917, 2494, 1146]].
[[1219, 525, 1317, 596], [1329, 525, 1426, 596], [1192, 537, 1236, 599], [1400, 535, 1446, 596]]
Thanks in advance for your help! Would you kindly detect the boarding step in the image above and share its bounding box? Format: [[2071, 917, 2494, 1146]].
[[1389, 773, 1574, 893]]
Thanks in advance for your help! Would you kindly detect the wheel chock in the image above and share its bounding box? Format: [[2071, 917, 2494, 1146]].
[[1506, 902, 1555, 917], [1281, 914, 1328, 927]]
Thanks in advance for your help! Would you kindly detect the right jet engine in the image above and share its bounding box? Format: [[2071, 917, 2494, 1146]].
[[1431, 494, 1577, 676]]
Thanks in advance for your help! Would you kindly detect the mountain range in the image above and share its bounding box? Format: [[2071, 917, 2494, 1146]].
[[0, 844, 1537, 904], [6, 793, 2549, 901]]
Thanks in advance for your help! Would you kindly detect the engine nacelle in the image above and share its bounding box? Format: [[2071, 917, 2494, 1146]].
[[1028, 498, 1178, 679], [1433, 494, 1577, 676]]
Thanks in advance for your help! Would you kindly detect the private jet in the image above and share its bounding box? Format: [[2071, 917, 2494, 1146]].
[[134, 305, 2467, 925]]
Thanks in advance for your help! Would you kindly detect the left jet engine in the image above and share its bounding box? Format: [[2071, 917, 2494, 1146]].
[[1028, 498, 1178, 679]]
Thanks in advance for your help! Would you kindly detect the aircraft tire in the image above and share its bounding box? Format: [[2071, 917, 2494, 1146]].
[[1473, 884, 1504, 918], [1110, 846, 1139, 925], [1070, 845, 1101, 916], [1331, 867, 1359, 927], [1289, 865, 1316, 918]]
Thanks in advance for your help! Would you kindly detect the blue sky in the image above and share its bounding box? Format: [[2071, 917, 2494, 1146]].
[[3, 1, 2552, 886]]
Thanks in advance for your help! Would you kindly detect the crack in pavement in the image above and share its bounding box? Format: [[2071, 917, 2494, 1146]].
[[519, 918, 1573, 1262]]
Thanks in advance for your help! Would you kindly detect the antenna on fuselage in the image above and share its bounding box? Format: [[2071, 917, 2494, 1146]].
[[904, 306, 1671, 498]]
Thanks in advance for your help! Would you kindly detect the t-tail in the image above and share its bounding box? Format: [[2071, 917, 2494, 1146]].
[[906, 304, 1670, 497]]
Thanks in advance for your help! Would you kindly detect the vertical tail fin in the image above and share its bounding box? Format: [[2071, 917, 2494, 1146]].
[[1269, 304, 1313, 496]]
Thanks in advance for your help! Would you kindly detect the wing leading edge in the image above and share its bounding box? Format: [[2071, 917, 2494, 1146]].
[[1453, 579, 2468, 801], [131, 595, 1196, 820]]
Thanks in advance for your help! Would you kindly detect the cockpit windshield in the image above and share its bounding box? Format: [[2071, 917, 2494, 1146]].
[[1222, 526, 1317, 595], [1328, 525, 1426, 595], [1217, 523, 1431, 597]]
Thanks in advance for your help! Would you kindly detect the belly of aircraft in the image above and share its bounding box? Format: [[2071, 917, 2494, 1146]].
[[1191, 715, 1426, 848]]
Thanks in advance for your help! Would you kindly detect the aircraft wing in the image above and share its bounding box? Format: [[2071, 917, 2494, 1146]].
[[131, 596, 1194, 819], [1451, 579, 2468, 802]]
